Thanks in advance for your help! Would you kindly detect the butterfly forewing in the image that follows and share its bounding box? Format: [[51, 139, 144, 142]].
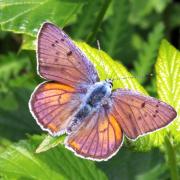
[[111, 89, 177, 139], [66, 107, 123, 161], [30, 82, 84, 136], [37, 22, 99, 88]]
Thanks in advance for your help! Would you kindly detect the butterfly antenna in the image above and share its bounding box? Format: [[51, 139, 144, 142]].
[[112, 73, 154, 81], [96, 40, 109, 80]]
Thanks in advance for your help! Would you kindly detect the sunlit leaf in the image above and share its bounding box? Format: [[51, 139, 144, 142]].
[[155, 40, 180, 142], [21, 35, 36, 50]]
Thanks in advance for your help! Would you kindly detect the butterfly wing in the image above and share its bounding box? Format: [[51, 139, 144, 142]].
[[66, 108, 123, 161], [37, 22, 99, 88], [29, 82, 84, 136], [111, 89, 177, 139]]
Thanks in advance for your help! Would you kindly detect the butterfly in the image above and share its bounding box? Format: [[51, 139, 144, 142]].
[[29, 22, 177, 161]]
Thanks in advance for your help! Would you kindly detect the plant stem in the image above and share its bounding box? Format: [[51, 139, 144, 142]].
[[164, 136, 179, 180], [87, 0, 112, 43]]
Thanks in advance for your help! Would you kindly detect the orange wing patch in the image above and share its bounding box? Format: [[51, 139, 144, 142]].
[[41, 83, 75, 92], [30, 82, 81, 135], [108, 114, 122, 144]]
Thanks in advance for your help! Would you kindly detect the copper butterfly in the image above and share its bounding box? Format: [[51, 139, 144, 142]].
[[29, 22, 177, 161]]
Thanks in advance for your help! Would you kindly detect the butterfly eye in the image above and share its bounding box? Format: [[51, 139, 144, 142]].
[[109, 82, 113, 89]]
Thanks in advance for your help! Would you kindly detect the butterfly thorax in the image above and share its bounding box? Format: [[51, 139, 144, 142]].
[[67, 81, 112, 133]]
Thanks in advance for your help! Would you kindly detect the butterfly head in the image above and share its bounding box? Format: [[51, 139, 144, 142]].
[[105, 79, 113, 89]]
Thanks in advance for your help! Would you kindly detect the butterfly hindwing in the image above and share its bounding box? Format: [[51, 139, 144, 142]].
[[111, 89, 177, 139], [37, 22, 99, 88], [66, 107, 123, 161], [29, 82, 84, 136]]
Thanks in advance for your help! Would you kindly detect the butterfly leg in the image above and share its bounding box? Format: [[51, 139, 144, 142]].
[[67, 118, 81, 134]]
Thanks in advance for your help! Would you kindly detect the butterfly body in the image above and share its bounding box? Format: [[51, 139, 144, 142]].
[[29, 22, 177, 161], [67, 80, 112, 133]]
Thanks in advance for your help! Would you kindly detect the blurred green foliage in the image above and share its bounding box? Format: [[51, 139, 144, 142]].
[[0, 0, 179, 179]]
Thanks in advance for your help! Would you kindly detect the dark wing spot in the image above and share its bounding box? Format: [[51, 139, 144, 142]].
[[153, 114, 156, 118], [128, 114, 132, 119], [155, 110, 159, 113], [55, 40, 59, 43], [144, 113, 147, 117], [61, 38, 64, 41], [67, 51, 72, 56], [156, 104, 159, 107], [138, 116, 142, 120], [56, 52, 59, 55], [141, 102, 146, 108], [54, 58, 58, 62]]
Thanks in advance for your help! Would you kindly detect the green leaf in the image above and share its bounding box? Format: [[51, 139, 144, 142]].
[[70, 1, 102, 40], [0, 53, 35, 111], [0, 135, 107, 180], [0, 138, 11, 154], [36, 135, 65, 153], [166, 3, 180, 29], [21, 35, 36, 50], [0, 88, 41, 141], [0, 53, 29, 83], [164, 137, 179, 180], [98, 147, 165, 180], [0, 0, 84, 36], [0, 91, 18, 111], [129, 0, 170, 27], [133, 22, 164, 84], [155, 39, 180, 142], [100, 0, 133, 64]]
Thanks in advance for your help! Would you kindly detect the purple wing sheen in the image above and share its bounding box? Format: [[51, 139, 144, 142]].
[[66, 107, 123, 161], [29, 82, 84, 136], [37, 22, 99, 88], [111, 89, 177, 139]]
